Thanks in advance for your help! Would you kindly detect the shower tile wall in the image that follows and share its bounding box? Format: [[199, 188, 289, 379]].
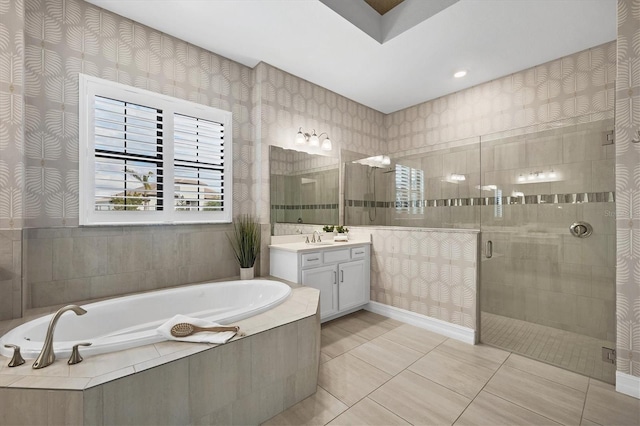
[[344, 163, 391, 226], [481, 120, 616, 341]]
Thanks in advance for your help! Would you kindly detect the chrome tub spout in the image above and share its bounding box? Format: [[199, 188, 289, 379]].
[[32, 305, 87, 369]]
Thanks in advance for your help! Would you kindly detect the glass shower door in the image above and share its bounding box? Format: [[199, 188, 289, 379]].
[[479, 119, 616, 383]]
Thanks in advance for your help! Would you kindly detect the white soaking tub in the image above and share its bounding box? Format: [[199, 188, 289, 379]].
[[0, 279, 291, 359]]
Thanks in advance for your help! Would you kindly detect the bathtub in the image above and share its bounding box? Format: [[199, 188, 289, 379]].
[[0, 279, 291, 359]]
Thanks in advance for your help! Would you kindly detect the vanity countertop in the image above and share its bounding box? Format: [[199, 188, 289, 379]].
[[269, 239, 371, 253]]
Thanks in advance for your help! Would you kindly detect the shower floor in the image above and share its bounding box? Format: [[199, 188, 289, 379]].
[[481, 312, 616, 384]]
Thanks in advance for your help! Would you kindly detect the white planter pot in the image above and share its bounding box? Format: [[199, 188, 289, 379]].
[[240, 266, 254, 280]]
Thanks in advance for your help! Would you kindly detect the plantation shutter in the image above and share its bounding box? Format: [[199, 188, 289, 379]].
[[173, 114, 225, 212], [395, 164, 411, 212], [92, 96, 163, 212], [395, 164, 424, 214]]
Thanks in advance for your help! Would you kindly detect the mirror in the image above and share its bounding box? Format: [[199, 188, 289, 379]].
[[270, 146, 339, 234], [344, 141, 481, 229]]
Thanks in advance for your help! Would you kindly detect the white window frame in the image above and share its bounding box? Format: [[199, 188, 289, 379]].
[[79, 74, 233, 225]]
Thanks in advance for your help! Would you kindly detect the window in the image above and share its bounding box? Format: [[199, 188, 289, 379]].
[[395, 164, 424, 215], [79, 74, 232, 225]]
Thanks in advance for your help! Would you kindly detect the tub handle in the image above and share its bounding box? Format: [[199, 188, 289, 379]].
[[68, 342, 92, 365], [4, 344, 25, 367]]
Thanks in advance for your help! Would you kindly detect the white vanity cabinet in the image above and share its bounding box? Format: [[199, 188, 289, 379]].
[[269, 242, 370, 321]]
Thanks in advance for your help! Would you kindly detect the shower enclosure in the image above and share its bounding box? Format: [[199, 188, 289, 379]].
[[479, 119, 616, 383], [343, 117, 616, 383]]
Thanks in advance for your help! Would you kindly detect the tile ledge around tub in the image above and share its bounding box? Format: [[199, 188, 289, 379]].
[[0, 285, 319, 391]]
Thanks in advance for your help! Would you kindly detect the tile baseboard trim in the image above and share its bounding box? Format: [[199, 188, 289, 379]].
[[616, 371, 640, 399], [365, 301, 476, 344]]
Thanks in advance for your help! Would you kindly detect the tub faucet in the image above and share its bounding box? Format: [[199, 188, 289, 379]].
[[33, 305, 87, 369]]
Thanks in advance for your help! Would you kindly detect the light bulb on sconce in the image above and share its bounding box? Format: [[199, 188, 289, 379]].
[[294, 128, 333, 151], [309, 130, 319, 147], [320, 135, 332, 151], [295, 128, 306, 145]]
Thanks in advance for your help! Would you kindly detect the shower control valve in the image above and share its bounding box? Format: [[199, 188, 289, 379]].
[[569, 222, 593, 238]]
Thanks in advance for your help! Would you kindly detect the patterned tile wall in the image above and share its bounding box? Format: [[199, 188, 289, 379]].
[[386, 42, 617, 154], [22, 0, 255, 227], [254, 62, 387, 225], [615, 0, 640, 378], [0, 0, 25, 230], [7, 0, 259, 312], [254, 62, 387, 275], [0, 0, 25, 320], [362, 227, 478, 330]]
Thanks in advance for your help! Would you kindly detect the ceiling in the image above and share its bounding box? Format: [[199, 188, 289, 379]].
[[86, 0, 617, 114], [365, 0, 405, 15]]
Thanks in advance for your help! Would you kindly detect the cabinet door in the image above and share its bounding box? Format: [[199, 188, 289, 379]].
[[302, 265, 338, 318], [338, 260, 367, 311]]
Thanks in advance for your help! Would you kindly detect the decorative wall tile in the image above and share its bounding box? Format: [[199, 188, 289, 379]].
[[22, 0, 255, 228], [255, 62, 386, 224], [386, 43, 616, 155], [0, 0, 25, 230], [616, 0, 640, 378], [364, 227, 478, 329]]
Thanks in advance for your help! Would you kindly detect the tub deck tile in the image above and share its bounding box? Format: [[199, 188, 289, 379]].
[[9, 375, 90, 390], [0, 285, 320, 391], [85, 366, 135, 389]]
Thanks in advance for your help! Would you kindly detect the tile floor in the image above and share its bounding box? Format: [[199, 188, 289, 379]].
[[264, 310, 640, 426], [481, 312, 616, 384]]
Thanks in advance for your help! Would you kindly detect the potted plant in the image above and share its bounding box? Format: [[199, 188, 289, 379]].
[[322, 225, 335, 233], [334, 225, 349, 241], [335, 225, 349, 234], [228, 214, 261, 280]]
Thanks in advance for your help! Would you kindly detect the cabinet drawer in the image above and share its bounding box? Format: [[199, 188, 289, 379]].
[[351, 247, 366, 259], [323, 249, 350, 264], [301, 252, 322, 268]]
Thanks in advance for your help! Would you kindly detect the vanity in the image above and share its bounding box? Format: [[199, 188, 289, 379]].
[[269, 239, 371, 322]]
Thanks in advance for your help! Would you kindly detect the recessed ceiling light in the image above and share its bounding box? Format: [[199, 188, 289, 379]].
[[454, 70, 467, 78]]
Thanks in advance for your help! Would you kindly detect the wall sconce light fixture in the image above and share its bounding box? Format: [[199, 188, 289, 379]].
[[295, 127, 332, 151], [517, 169, 557, 183]]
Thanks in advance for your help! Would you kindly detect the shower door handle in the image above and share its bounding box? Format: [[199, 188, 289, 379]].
[[485, 241, 493, 259]]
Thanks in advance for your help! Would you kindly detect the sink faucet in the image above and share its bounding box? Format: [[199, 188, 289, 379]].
[[312, 230, 321, 243], [33, 305, 87, 369]]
